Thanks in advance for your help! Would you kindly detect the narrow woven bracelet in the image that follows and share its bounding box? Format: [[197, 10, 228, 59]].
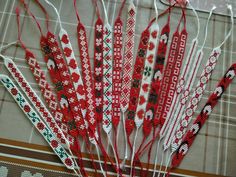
[[92, 2, 117, 175], [171, 4, 233, 154], [0, 54, 83, 176], [132, 2, 174, 175], [101, 8, 113, 136], [99, 0, 121, 173], [162, 3, 204, 151], [112, 0, 126, 169], [74, 0, 98, 139], [75, 1, 120, 176], [112, 26, 149, 173], [20, 2, 88, 175], [152, 5, 202, 176], [20, 0, 84, 137], [2, 56, 70, 147], [130, 20, 159, 176], [41, 37, 83, 136], [44, 0, 87, 118], [152, 8, 188, 177], [112, 0, 126, 129], [143, 19, 170, 136], [120, 4, 175, 175], [36, 0, 87, 138], [171, 63, 236, 168], [15, 8, 73, 146], [93, 1, 104, 124], [47, 31, 87, 135], [124, 28, 150, 161], [164, 6, 215, 154], [156, 9, 188, 129], [120, 0, 137, 113], [139, 5, 171, 175], [157, 6, 234, 177], [134, 23, 159, 129], [0, 74, 75, 170], [36, 0, 86, 128], [120, 0, 138, 166]]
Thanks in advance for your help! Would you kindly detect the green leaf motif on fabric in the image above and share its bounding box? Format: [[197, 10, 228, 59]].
[[138, 48, 146, 58], [144, 66, 151, 76], [28, 112, 40, 123], [43, 128, 53, 142], [1, 78, 14, 88], [56, 147, 66, 158], [16, 94, 25, 107], [55, 81, 63, 91]]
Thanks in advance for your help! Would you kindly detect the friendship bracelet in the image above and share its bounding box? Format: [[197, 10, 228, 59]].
[[75, 1, 121, 176], [74, 1, 111, 175], [33, 0, 86, 137], [120, 0, 137, 113], [93, 3, 104, 124], [130, 20, 159, 176], [99, 0, 122, 174], [15, 8, 74, 146], [162, 3, 205, 151], [171, 4, 233, 154], [112, 0, 126, 170], [0, 75, 75, 170], [1, 56, 71, 147], [44, 0, 87, 119], [162, 6, 233, 177], [20, 0, 83, 136], [134, 23, 159, 128], [102, 13, 113, 135], [157, 9, 188, 129], [75, 16, 97, 139], [124, 30, 150, 134], [140, 4, 171, 175], [152, 8, 188, 177], [112, 0, 126, 129], [171, 63, 236, 168], [143, 20, 170, 136], [20, 2, 88, 175], [119, 0, 137, 168], [166, 6, 215, 152], [47, 31, 87, 135]]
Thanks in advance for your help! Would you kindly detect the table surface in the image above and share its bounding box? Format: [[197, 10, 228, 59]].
[[0, 0, 236, 177]]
